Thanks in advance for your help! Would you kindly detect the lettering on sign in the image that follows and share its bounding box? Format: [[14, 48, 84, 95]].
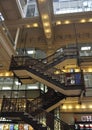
[[81, 116, 92, 122]]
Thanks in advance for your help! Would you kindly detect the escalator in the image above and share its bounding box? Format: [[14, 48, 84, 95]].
[[10, 56, 85, 96], [1, 98, 74, 130]]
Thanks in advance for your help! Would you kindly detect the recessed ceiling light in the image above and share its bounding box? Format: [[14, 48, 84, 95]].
[[56, 21, 61, 25], [65, 20, 70, 24], [5, 72, 9, 76], [33, 23, 38, 27], [26, 24, 31, 28], [42, 14, 48, 19], [45, 29, 51, 33], [44, 22, 50, 27], [88, 18, 92, 22], [81, 104, 86, 109], [80, 19, 86, 23]]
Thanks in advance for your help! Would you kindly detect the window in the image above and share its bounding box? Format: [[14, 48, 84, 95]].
[[17, 0, 39, 18], [53, 0, 92, 14]]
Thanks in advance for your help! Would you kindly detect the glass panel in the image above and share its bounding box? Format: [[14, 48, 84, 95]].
[[53, 0, 92, 14], [78, 43, 92, 56], [18, 0, 39, 18]]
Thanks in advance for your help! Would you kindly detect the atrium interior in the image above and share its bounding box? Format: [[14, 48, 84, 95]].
[[0, 0, 92, 130]]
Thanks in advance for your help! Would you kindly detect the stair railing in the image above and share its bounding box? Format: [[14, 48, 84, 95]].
[[26, 99, 74, 130], [1, 98, 73, 130], [10, 55, 85, 91], [10, 46, 78, 71]]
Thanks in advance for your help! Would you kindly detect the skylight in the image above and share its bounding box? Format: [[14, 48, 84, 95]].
[[53, 0, 92, 15], [17, 0, 39, 18]]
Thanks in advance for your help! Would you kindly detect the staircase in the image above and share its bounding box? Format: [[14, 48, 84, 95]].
[[25, 89, 66, 113], [1, 98, 74, 130], [10, 56, 85, 96], [10, 46, 78, 72]]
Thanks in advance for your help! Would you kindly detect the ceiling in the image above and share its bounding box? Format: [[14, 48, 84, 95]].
[[0, 0, 92, 53], [0, 0, 92, 71]]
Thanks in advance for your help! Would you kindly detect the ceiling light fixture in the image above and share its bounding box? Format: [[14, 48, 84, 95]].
[[26, 24, 31, 28], [80, 19, 86, 23], [45, 29, 51, 33], [44, 22, 50, 27], [33, 23, 38, 27], [88, 18, 92, 22], [56, 21, 61, 25], [42, 14, 48, 20], [65, 20, 70, 24]]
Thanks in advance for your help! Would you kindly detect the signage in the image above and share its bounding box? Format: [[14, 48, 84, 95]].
[[81, 116, 92, 122]]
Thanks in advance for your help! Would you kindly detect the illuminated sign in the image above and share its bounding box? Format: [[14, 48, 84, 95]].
[[81, 116, 92, 122]]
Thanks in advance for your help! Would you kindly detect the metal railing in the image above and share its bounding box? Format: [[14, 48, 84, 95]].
[[1, 97, 74, 130]]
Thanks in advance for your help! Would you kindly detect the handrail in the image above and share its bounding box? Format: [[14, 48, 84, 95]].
[[26, 99, 73, 130], [10, 56, 84, 89], [26, 89, 65, 110], [10, 46, 78, 71], [41, 46, 78, 64], [1, 97, 73, 130]]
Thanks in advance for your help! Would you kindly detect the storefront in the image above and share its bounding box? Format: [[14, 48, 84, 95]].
[[75, 115, 92, 130]]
